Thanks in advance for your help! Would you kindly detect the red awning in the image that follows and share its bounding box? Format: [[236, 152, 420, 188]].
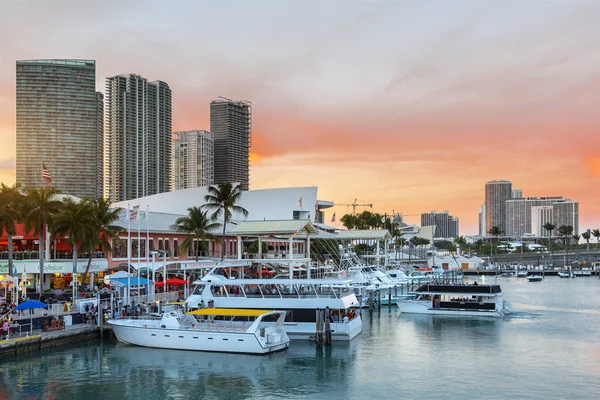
[[166, 278, 188, 286]]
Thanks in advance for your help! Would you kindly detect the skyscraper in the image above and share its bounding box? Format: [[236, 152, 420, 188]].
[[421, 210, 459, 239], [506, 196, 579, 237], [210, 98, 251, 191], [16, 59, 104, 197], [105, 74, 172, 202], [485, 180, 512, 235], [173, 130, 214, 190]]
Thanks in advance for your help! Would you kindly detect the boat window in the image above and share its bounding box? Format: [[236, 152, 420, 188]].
[[242, 284, 261, 297], [192, 284, 206, 295], [258, 284, 277, 297], [228, 284, 243, 297]]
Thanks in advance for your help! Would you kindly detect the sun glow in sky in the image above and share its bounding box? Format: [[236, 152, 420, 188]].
[[0, 1, 599, 234]]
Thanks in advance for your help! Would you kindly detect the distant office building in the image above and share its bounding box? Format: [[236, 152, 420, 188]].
[[210, 98, 251, 191], [478, 204, 486, 237], [16, 59, 104, 197], [173, 130, 214, 190], [105, 74, 172, 202], [509, 197, 579, 237], [552, 198, 579, 235], [421, 210, 459, 239], [531, 205, 554, 237], [512, 189, 522, 199], [485, 180, 512, 235]]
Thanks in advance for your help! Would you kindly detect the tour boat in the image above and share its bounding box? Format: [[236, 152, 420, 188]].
[[527, 275, 543, 282], [396, 283, 510, 318], [108, 308, 290, 354], [185, 275, 362, 341]]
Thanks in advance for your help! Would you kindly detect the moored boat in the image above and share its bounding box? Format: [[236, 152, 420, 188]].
[[185, 275, 362, 341], [396, 283, 509, 318], [527, 275, 543, 282], [108, 308, 290, 354]]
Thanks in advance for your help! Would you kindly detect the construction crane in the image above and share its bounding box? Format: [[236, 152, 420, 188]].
[[334, 198, 373, 215]]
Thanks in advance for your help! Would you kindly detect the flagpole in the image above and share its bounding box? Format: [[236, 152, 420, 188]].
[[137, 211, 141, 306], [146, 205, 150, 302], [127, 204, 131, 307]]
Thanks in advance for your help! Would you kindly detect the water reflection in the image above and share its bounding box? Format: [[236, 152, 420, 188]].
[[1, 339, 359, 400]]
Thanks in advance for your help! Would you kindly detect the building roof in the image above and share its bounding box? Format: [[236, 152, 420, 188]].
[[112, 186, 321, 222], [336, 229, 392, 240], [229, 220, 319, 236]]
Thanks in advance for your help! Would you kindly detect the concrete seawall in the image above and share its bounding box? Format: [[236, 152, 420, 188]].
[[0, 324, 111, 357]]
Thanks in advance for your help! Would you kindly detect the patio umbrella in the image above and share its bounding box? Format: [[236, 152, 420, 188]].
[[14, 300, 48, 336], [165, 278, 188, 286], [14, 300, 47, 311]]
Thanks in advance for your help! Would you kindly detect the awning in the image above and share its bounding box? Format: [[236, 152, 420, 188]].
[[186, 308, 275, 317], [108, 277, 153, 287]]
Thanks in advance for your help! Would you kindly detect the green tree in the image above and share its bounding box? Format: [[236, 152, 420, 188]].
[[591, 229, 600, 252], [581, 230, 591, 253], [171, 207, 221, 261], [340, 214, 357, 230], [203, 182, 248, 260], [543, 223, 556, 265], [24, 187, 63, 291], [487, 226, 503, 263], [0, 183, 24, 277], [51, 198, 95, 300], [246, 240, 268, 254], [79, 198, 123, 292]]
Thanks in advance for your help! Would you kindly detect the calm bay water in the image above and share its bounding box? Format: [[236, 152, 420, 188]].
[[2, 277, 599, 400]]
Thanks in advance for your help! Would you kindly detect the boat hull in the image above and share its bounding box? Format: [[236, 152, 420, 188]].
[[396, 301, 504, 318], [283, 318, 362, 341], [108, 321, 289, 354]]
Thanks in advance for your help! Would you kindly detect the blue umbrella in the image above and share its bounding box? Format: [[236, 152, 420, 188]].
[[14, 300, 48, 311]]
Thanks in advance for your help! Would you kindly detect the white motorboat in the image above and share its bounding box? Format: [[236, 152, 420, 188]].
[[396, 283, 510, 318], [572, 268, 592, 277], [558, 271, 571, 278], [108, 308, 290, 354], [185, 275, 362, 341], [527, 275, 543, 282], [517, 270, 528, 278]]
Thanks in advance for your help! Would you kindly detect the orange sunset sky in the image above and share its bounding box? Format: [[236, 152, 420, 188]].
[[0, 1, 599, 234]]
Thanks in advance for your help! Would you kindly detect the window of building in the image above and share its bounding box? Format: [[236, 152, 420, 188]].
[[174, 239, 179, 258], [165, 239, 171, 256], [158, 239, 163, 251]]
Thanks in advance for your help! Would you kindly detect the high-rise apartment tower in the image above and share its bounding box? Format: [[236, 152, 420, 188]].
[[105, 74, 172, 202], [173, 130, 214, 190], [210, 98, 251, 191], [16, 59, 104, 197], [484, 180, 512, 235], [421, 210, 459, 239]]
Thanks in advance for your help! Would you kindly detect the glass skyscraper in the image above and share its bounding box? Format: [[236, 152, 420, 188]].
[[210, 98, 251, 191], [104, 74, 172, 202], [16, 59, 104, 197]]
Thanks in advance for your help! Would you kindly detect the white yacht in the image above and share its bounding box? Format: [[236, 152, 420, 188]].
[[185, 275, 362, 341], [108, 308, 290, 354], [396, 283, 510, 318], [527, 274, 543, 282]]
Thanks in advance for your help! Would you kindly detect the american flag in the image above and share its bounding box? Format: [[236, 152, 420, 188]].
[[129, 205, 140, 222], [42, 163, 52, 186]]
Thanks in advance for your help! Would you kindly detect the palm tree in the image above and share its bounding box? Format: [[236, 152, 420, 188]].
[[51, 198, 95, 300], [592, 229, 600, 252], [171, 207, 221, 261], [557, 225, 573, 265], [340, 214, 356, 230], [79, 198, 123, 292], [543, 223, 556, 266], [487, 226, 503, 264], [24, 187, 63, 292], [582, 231, 591, 253], [0, 183, 24, 277], [203, 182, 249, 260]]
